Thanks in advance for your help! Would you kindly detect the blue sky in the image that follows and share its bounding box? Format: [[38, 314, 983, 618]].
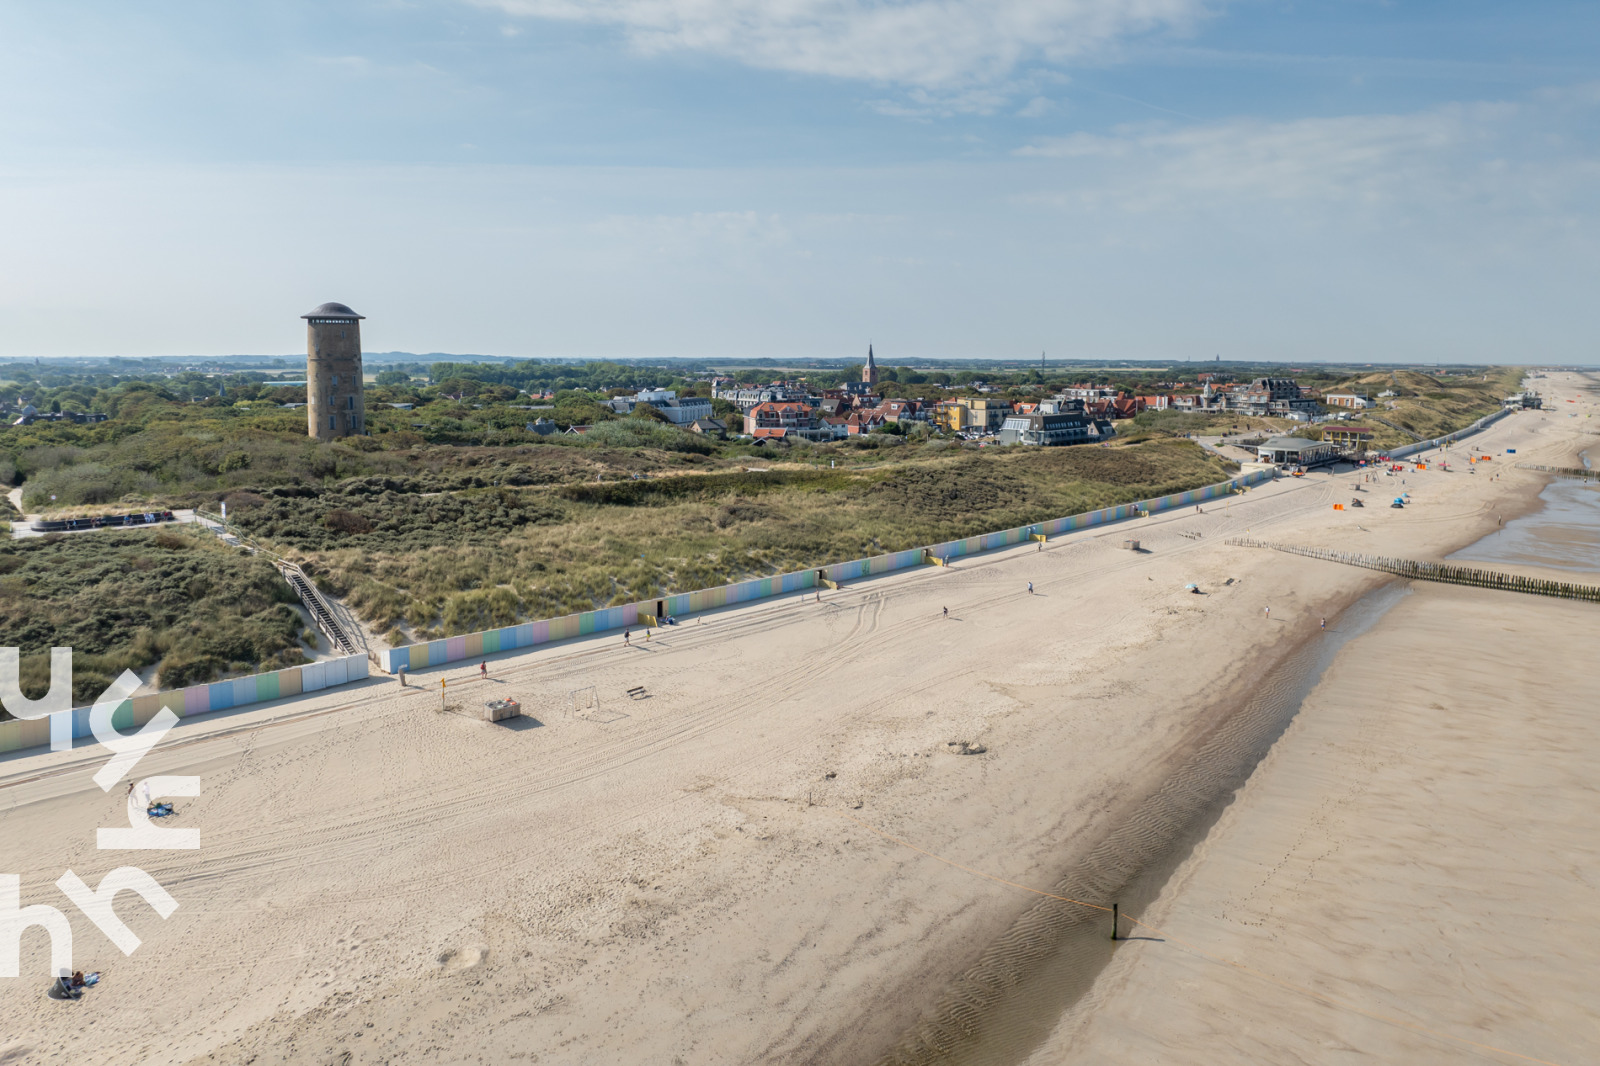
[[2, 1, 1598, 362]]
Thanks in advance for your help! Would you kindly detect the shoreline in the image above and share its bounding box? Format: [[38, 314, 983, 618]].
[[867, 579, 1409, 1066]]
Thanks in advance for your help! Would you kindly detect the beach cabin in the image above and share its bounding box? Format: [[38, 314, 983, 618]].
[[1257, 436, 1340, 467]]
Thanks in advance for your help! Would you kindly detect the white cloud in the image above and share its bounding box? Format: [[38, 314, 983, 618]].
[[1016, 95, 1056, 118], [472, 0, 1207, 88], [1016, 103, 1523, 210]]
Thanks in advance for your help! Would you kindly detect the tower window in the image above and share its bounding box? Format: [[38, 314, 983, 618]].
[[332, 375, 339, 385], [347, 396, 355, 410], [330, 415, 336, 430]]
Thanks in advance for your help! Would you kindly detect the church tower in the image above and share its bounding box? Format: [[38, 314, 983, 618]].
[[302, 302, 366, 440], [863, 344, 878, 387]]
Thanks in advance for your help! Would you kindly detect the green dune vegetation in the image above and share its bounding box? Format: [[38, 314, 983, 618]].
[[0, 527, 309, 709], [223, 438, 1237, 642], [1339, 367, 1524, 448]]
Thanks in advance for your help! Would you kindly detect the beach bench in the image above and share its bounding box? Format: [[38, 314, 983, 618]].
[[626, 686, 648, 700]]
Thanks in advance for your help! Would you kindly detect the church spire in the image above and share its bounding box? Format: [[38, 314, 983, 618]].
[[863, 344, 878, 387]]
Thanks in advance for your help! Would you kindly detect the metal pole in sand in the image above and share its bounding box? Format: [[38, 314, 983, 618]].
[[1111, 903, 1119, 940], [441, 678, 446, 711]]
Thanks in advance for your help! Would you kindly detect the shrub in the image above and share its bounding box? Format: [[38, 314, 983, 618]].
[[581, 420, 713, 454], [324, 509, 375, 534], [0, 531, 303, 706]]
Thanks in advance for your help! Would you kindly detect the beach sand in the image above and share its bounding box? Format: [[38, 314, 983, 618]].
[[0, 374, 1593, 1065], [1038, 580, 1600, 1065]]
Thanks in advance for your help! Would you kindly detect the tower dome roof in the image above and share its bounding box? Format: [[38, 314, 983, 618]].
[[302, 302, 364, 320]]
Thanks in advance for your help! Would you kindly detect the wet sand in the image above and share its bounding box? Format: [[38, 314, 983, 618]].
[[1043, 581, 1600, 1064]]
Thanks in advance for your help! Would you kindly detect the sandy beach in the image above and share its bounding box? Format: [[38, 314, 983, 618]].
[[1, 374, 1594, 1065]]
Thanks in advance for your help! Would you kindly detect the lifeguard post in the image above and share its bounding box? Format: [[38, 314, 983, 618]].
[[303, 302, 366, 440]]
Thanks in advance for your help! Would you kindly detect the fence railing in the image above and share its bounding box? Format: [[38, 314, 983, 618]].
[[380, 468, 1275, 674], [194, 509, 365, 659], [1228, 538, 1600, 604]]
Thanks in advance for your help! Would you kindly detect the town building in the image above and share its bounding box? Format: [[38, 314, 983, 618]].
[[1323, 391, 1372, 409], [1257, 436, 1340, 466], [744, 401, 825, 440], [958, 397, 1011, 432], [687, 418, 727, 437], [998, 401, 1099, 446], [719, 384, 811, 412], [1321, 425, 1373, 454], [604, 389, 713, 424], [869, 398, 924, 424], [862, 345, 878, 387], [933, 402, 970, 432]]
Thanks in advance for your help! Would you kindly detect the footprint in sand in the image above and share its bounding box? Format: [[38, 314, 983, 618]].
[[437, 945, 488, 973]]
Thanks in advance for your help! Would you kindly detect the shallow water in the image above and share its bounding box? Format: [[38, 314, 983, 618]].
[[1448, 477, 1600, 574], [874, 582, 1411, 1066]]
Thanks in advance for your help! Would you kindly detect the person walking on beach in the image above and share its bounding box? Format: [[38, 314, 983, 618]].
[[1320, 617, 1325, 630], [398, 664, 407, 688], [1264, 605, 1271, 619], [479, 661, 488, 680], [623, 629, 630, 646], [1027, 582, 1034, 595], [943, 606, 949, 619]]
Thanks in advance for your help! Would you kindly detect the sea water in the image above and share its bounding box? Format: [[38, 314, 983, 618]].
[[1449, 477, 1600, 574]]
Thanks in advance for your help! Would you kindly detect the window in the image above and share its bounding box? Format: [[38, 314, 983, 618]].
[[347, 396, 355, 410], [332, 375, 339, 385], [329, 415, 336, 430]]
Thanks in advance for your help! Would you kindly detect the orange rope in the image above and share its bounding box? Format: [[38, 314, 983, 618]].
[[834, 810, 1568, 1066]]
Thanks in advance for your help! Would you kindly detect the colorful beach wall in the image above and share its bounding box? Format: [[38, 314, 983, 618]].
[[378, 469, 1273, 675], [0, 654, 370, 755], [1387, 407, 1511, 460]]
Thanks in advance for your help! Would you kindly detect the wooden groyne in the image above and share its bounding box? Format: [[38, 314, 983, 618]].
[[1228, 538, 1600, 604], [1515, 462, 1598, 482]]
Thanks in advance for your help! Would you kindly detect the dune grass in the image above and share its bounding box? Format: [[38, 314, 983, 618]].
[[227, 438, 1238, 639], [0, 526, 308, 708]]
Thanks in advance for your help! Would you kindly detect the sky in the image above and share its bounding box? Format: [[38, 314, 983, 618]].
[[2, 1, 1598, 363]]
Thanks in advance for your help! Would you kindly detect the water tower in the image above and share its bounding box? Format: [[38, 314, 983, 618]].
[[302, 302, 365, 440]]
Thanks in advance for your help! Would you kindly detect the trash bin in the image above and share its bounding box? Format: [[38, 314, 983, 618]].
[[484, 698, 521, 722]]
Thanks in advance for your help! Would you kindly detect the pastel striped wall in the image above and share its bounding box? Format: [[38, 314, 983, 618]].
[[0, 654, 371, 755], [1387, 407, 1510, 460], [378, 469, 1273, 675]]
